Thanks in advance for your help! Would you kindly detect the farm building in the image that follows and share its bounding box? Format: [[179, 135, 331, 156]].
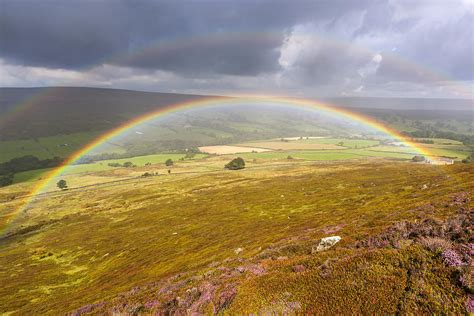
[[425, 158, 454, 165]]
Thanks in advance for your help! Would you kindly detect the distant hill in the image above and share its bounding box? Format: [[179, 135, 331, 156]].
[[0, 87, 472, 141], [0, 87, 223, 140]]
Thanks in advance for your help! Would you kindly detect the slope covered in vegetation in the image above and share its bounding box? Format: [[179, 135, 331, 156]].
[[0, 160, 472, 314]]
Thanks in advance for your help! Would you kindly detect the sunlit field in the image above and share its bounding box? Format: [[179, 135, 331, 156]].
[[1, 158, 472, 314]]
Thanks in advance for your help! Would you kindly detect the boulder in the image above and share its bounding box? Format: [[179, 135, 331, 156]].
[[312, 236, 341, 253]]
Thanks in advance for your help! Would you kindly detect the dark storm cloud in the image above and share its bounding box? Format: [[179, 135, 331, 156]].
[[0, 0, 373, 76], [0, 0, 472, 96], [0, 1, 129, 69]]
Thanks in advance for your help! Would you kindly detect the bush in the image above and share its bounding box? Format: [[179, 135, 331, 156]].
[[225, 157, 245, 170], [412, 155, 425, 162], [0, 174, 14, 187], [462, 152, 473, 163], [165, 159, 174, 166], [57, 179, 68, 190], [123, 161, 134, 168], [184, 152, 196, 159]]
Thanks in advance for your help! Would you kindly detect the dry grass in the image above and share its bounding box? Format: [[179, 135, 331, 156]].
[[198, 145, 271, 155], [237, 141, 342, 150], [0, 160, 472, 314]]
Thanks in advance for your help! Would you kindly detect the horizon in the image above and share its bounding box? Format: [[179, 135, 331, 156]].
[[1, 85, 474, 101]]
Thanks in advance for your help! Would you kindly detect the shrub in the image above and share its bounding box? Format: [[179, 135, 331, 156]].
[[0, 174, 14, 187], [165, 159, 174, 166], [123, 161, 134, 168], [412, 155, 425, 162], [57, 179, 68, 190], [441, 249, 463, 267], [418, 237, 451, 253], [184, 152, 196, 159], [225, 157, 245, 170]]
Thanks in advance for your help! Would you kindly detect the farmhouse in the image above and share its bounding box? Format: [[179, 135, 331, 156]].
[[425, 157, 454, 165]]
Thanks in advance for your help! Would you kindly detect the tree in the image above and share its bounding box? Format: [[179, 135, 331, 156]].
[[184, 152, 196, 159], [225, 157, 245, 170], [0, 174, 13, 187], [462, 152, 474, 163], [412, 155, 425, 162], [57, 179, 68, 190], [165, 159, 174, 166], [123, 161, 134, 168]]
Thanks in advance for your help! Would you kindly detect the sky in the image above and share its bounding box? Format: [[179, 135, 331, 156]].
[[0, 0, 473, 98]]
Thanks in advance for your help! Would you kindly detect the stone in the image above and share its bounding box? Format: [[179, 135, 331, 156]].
[[312, 236, 341, 253], [234, 247, 243, 255]]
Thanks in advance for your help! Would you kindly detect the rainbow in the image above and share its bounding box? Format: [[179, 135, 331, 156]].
[[1, 96, 435, 234]]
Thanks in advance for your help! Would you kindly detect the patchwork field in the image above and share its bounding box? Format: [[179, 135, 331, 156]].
[[198, 145, 271, 155], [12, 153, 209, 184], [370, 145, 470, 159], [290, 137, 381, 148], [0, 159, 472, 314], [236, 141, 342, 150], [7, 135, 471, 188]]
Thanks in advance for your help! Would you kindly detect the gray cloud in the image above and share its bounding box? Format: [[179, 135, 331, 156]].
[[0, 0, 472, 97]]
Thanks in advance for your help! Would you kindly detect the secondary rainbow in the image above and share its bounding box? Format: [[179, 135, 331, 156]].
[[4, 96, 433, 233]]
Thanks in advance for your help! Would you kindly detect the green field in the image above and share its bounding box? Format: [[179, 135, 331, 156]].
[[10, 137, 469, 186], [370, 145, 470, 159], [0, 131, 127, 163], [292, 137, 381, 148], [416, 138, 463, 145], [237, 149, 410, 161], [12, 153, 209, 183]]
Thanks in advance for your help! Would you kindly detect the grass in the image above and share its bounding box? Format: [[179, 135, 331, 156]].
[[0, 131, 124, 163], [11, 153, 208, 184], [8, 135, 468, 187], [370, 145, 469, 159], [238, 150, 363, 161], [236, 141, 342, 150], [415, 138, 463, 145], [291, 137, 381, 148], [0, 160, 472, 314], [236, 148, 413, 161]]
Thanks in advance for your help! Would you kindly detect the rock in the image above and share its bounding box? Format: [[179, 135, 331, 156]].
[[234, 247, 243, 255], [312, 236, 341, 253]]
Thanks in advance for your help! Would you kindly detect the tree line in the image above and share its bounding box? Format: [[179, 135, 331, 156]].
[[0, 155, 63, 187]]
